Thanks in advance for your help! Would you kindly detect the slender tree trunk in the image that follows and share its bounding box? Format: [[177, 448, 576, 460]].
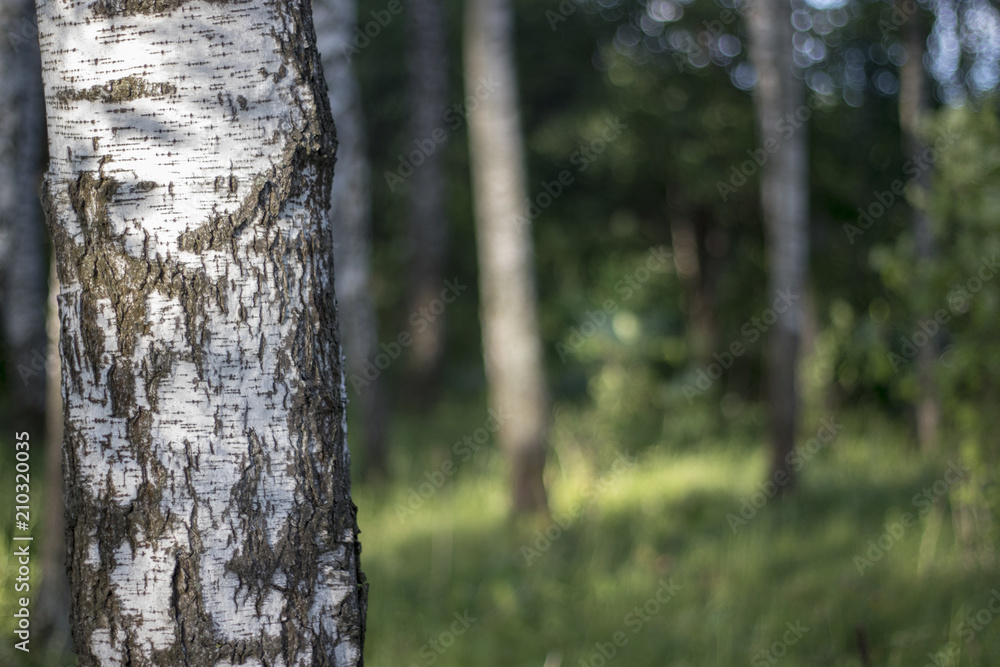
[[464, 0, 549, 514], [745, 0, 808, 488], [0, 0, 48, 445], [669, 203, 719, 365], [315, 0, 389, 481], [35, 1, 366, 664], [404, 0, 450, 400], [898, 0, 939, 452]]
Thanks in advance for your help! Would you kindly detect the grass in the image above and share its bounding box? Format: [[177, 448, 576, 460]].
[[1, 397, 997, 666]]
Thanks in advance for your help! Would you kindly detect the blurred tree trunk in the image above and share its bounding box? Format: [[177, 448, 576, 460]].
[[668, 202, 719, 365], [404, 0, 450, 402], [0, 0, 72, 648], [0, 0, 47, 450], [745, 0, 808, 489], [898, 0, 939, 452], [36, 1, 365, 663], [315, 0, 390, 481], [464, 0, 549, 514]]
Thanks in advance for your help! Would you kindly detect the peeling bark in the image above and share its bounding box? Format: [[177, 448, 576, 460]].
[[35, 0, 366, 663], [464, 0, 549, 514]]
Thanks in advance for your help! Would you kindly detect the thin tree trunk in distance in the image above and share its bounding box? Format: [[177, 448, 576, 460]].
[[745, 0, 808, 489], [35, 1, 366, 663], [898, 0, 939, 452], [669, 203, 719, 365], [1, 0, 48, 445], [315, 0, 390, 481], [405, 0, 450, 401], [465, 0, 549, 514]]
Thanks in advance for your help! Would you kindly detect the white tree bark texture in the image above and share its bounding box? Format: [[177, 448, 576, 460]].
[[464, 0, 549, 513], [35, 0, 366, 664]]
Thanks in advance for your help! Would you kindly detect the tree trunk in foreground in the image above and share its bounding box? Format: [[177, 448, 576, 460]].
[[35, 1, 366, 664], [315, 0, 389, 481], [898, 0, 939, 452], [745, 0, 808, 489], [464, 0, 549, 514], [404, 0, 450, 401]]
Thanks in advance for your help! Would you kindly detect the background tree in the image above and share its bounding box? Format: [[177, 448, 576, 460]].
[[35, 0, 365, 662], [898, 0, 940, 451], [404, 0, 451, 401], [315, 0, 390, 480], [465, 0, 549, 513], [745, 0, 809, 487], [0, 0, 71, 649], [0, 0, 47, 455]]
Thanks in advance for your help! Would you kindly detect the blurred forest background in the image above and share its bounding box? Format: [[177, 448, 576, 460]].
[[2, 0, 1000, 664]]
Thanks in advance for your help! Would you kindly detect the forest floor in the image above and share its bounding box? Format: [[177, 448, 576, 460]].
[[1, 397, 998, 666]]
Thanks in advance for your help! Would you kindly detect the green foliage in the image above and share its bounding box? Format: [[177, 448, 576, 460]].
[[349, 398, 1000, 666]]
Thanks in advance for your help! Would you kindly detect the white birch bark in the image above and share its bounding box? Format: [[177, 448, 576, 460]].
[[313, 0, 388, 479], [745, 0, 808, 485], [35, 0, 366, 664], [465, 0, 549, 513]]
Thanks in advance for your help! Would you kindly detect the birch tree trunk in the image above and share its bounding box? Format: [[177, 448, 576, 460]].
[[745, 0, 808, 488], [464, 0, 549, 514], [405, 0, 449, 399], [314, 0, 389, 480], [898, 0, 939, 452], [35, 1, 366, 664]]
